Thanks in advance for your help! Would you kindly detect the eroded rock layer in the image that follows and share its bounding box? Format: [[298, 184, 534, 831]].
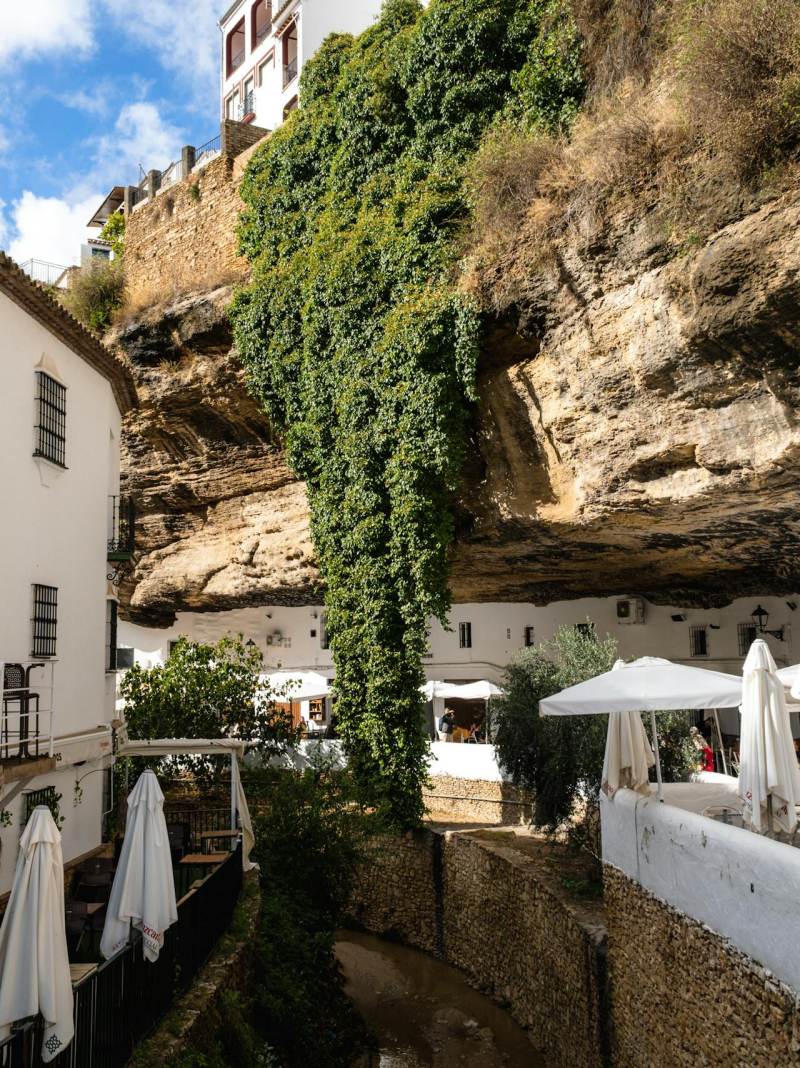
[[115, 190, 800, 626]]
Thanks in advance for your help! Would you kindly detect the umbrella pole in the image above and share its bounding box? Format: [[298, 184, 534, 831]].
[[767, 794, 774, 839], [230, 753, 237, 832], [650, 710, 664, 802], [712, 709, 728, 775]]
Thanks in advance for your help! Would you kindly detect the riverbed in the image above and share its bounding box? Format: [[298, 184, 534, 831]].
[[335, 930, 546, 1067]]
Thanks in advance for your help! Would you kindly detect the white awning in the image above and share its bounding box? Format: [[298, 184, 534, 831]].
[[540, 657, 742, 716], [118, 738, 248, 758], [54, 727, 113, 767], [262, 671, 331, 701], [421, 680, 503, 701]]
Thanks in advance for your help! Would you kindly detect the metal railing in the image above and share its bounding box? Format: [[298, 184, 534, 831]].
[[283, 57, 298, 88], [107, 496, 135, 559], [164, 806, 231, 851], [229, 47, 245, 73], [1, 661, 55, 763], [193, 134, 222, 170], [238, 90, 255, 120], [158, 159, 185, 191], [0, 844, 243, 1068], [19, 260, 69, 288]]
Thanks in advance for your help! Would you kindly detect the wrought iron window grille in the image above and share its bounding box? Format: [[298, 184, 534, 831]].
[[31, 584, 58, 658], [33, 372, 67, 468]]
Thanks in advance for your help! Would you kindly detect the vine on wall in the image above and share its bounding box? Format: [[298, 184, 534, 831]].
[[232, 0, 584, 827]]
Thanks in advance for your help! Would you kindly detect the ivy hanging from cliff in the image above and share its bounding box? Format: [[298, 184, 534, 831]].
[[231, 0, 585, 828]]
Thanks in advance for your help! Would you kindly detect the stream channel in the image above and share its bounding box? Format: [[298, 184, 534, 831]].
[[335, 930, 546, 1067]]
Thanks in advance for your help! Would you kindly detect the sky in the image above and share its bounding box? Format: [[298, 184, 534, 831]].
[[0, 0, 224, 267]]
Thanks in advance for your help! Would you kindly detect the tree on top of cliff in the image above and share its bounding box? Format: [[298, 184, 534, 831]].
[[231, 0, 585, 828]]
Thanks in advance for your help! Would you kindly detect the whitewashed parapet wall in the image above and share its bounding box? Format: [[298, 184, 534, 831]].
[[602, 788, 800, 993]]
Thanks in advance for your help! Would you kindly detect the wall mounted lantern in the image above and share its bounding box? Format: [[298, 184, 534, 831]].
[[751, 604, 785, 642]]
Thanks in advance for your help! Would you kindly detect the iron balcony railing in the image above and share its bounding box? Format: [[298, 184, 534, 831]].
[[0, 661, 55, 763], [230, 47, 245, 72], [19, 260, 69, 288], [0, 844, 243, 1068], [107, 495, 135, 560], [283, 57, 298, 88], [194, 134, 222, 170], [239, 90, 255, 119]]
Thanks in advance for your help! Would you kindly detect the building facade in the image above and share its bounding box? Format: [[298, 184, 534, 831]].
[[119, 592, 799, 735], [0, 253, 137, 896], [219, 0, 385, 131]]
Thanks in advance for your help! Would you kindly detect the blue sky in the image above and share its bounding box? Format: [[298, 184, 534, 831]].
[[0, 0, 224, 266]]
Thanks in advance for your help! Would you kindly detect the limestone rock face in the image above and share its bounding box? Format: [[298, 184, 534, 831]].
[[454, 189, 800, 605], [115, 190, 800, 626], [112, 287, 318, 626]]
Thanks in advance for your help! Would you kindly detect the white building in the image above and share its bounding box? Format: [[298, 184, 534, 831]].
[[119, 592, 799, 737], [219, 0, 385, 131], [0, 252, 137, 895]]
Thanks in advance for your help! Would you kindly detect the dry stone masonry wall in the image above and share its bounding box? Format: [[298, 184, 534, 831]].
[[604, 865, 800, 1068]]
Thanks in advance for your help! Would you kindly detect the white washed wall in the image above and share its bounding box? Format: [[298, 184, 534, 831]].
[[601, 787, 800, 994]]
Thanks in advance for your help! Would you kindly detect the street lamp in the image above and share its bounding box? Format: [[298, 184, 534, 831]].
[[751, 604, 785, 642]]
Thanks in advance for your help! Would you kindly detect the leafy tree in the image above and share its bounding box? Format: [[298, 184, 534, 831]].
[[99, 210, 125, 258], [119, 635, 296, 783], [493, 625, 695, 829], [231, 0, 585, 828]]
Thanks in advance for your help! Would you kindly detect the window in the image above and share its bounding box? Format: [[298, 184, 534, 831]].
[[226, 19, 246, 76], [320, 612, 329, 650], [243, 76, 255, 117], [690, 625, 708, 657], [524, 626, 535, 647], [168, 640, 183, 659], [24, 785, 60, 825], [458, 622, 472, 649], [91, 247, 110, 259], [574, 622, 595, 638], [106, 600, 118, 671], [283, 96, 298, 120], [34, 371, 66, 467], [225, 89, 241, 120], [31, 584, 58, 658], [738, 622, 757, 657], [258, 51, 274, 85], [252, 0, 271, 46], [282, 20, 298, 88], [116, 648, 135, 670]]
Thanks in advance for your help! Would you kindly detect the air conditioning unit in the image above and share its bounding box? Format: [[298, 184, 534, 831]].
[[616, 597, 645, 625]]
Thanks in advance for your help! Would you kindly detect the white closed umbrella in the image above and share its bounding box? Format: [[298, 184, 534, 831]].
[[541, 657, 743, 800], [0, 807, 74, 1062], [100, 770, 177, 962], [738, 640, 800, 834], [601, 661, 655, 797]]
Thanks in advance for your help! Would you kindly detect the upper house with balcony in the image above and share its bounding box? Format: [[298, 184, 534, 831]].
[[219, 0, 385, 131], [0, 252, 136, 894]]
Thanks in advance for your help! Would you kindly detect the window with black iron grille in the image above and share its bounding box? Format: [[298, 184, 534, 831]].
[[106, 600, 118, 671], [738, 622, 757, 657], [524, 625, 535, 647], [459, 622, 472, 649], [34, 372, 66, 467], [574, 622, 595, 638], [320, 612, 329, 650], [690, 625, 708, 657], [23, 785, 59, 824], [31, 584, 58, 657]]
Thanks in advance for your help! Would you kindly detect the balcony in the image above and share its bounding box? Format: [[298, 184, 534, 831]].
[[283, 57, 298, 88], [107, 495, 135, 561], [238, 90, 255, 121], [0, 661, 55, 774]]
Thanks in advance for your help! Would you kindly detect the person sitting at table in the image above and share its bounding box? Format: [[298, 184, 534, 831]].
[[690, 726, 715, 773], [437, 709, 456, 742]]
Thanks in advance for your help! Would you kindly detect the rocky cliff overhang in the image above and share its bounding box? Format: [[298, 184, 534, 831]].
[[114, 189, 800, 627]]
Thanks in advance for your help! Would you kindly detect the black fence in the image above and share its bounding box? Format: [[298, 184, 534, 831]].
[[164, 806, 231, 852], [0, 844, 243, 1068], [107, 496, 135, 558]]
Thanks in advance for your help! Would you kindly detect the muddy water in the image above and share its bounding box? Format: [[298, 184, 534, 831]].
[[335, 930, 546, 1067]]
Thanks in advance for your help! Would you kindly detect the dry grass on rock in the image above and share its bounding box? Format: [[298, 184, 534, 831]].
[[463, 0, 800, 315]]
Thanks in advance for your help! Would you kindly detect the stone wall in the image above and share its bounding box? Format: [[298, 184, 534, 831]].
[[124, 125, 269, 305], [423, 774, 532, 824], [604, 865, 800, 1068], [350, 828, 608, 1068]]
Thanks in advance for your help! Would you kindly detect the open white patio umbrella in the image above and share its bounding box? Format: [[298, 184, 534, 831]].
[[540, 657, 743, 800], [0, 807, 74, 1062], [777, 663, 800, 700], [100, 770, 178, 962], [738, 640, 800, 835]]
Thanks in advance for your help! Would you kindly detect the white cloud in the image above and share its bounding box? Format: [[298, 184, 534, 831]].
[[0, 0, 93, 62], [2, 101, 184, 268], [58, 87, 112, 118], [5, 191, 100, 267], [93, 101, 184, 186], [103, 0, 221, 103]]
